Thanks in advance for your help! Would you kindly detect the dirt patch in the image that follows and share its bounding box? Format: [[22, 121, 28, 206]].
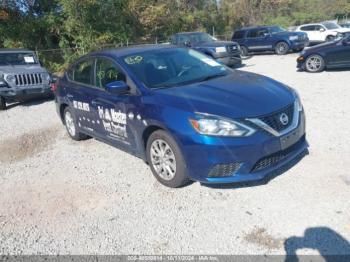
[[244, 227, 284, 250], [0, 126, 60, 164]]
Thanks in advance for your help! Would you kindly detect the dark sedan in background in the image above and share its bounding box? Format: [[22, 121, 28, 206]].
[[297, 34, 350, 72], [170, 32, 242, 67]]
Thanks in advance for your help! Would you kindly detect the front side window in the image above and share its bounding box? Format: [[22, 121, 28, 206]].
[[95, 58, 126, 89], [122, 48, 228, 89], [0, 52, 38, 66], [73, 59, 94, 85]]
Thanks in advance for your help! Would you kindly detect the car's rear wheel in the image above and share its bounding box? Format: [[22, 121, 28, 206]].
[[146, 130, 190, 188], [275, 42, 289, 55], [305, 55, 325, 73], [64, 107, 88, 141], [240, 46, 249, 56], [0, 96, 6, 110]]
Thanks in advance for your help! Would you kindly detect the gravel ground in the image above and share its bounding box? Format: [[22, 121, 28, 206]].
[[0, 54, 350, 256]]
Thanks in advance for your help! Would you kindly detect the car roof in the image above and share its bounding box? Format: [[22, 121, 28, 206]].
[[88, 44, 177, 58], [0, 48, 33, 53], [174, 31, 208, 36], [238, 25, 276, 31]]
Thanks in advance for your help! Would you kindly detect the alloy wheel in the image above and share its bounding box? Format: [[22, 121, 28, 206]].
[[306, 55, 324, 72], [150, 139, 176, 181], [276, 42, 288, 55], [65, 111, 76, 137]]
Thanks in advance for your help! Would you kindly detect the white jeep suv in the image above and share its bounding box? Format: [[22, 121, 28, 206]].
[[296, 22, 350, 44]]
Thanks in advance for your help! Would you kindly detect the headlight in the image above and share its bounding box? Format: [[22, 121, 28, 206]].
[[5, 74, 15, 83], [189, 114, 256, 137], [289, 35, 299, 41], [215, 47, 227, 53], [293, 90, 303, 112], [41, 72, 51, 83]]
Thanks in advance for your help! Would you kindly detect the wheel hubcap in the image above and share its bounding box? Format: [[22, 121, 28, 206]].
[[65, 111, 76, 136], [278, 43, 287, 53], [306, 56, 322, 72], [150, 139, 176, 181]]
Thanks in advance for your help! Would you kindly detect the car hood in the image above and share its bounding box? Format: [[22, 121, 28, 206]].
[[302, 40, 339, 53], [0, 65, 47, 74], [154, 71, 295, 119], [331, 28, 350, 33], [193, 41, 238, 48]]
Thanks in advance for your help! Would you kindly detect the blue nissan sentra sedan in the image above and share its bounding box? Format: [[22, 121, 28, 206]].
[[54, 45, 308, 188]]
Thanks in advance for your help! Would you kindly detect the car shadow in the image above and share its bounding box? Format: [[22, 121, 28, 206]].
[[201, 149, 309, 190], [284, 227, 350, 262], [6, 96, 54, 110]]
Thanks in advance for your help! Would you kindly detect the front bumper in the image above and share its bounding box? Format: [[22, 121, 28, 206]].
[[216, 56, 242, 67], [290, 40, 309, 50], [181, 111, 308, 184], [0, 84, 52, 101]]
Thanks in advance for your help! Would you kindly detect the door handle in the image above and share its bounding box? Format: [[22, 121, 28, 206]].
[[91, 99, 103, 106]]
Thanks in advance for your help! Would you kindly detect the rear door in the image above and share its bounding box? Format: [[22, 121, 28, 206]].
[[64, 58, 98, 135]]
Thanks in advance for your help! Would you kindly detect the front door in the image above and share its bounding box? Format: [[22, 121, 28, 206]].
[[89, 57, 142, 153], [326, 38, 350, 67]]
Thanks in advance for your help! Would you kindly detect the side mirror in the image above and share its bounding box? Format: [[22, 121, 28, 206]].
[[320, 28, 325, 32], [105, 81, 129, 94], [263, 33, 271, 38]]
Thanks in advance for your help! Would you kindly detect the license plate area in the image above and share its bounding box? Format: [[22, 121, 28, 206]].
[[280, 124, 304, 150]]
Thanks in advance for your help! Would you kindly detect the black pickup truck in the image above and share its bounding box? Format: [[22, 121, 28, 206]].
[[170, 32, 242, 67]]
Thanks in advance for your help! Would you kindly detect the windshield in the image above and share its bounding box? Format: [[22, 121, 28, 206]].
[[270, 26, 286, 34], [122, 48, 229, 89], [0, 52, 38, 66], [323, 22, 341, 30]]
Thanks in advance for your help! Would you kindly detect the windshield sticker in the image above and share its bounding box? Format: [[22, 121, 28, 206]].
[[24, 56, 35, 63], [124, 56, 143, 65], [202, 58, 221, 67]]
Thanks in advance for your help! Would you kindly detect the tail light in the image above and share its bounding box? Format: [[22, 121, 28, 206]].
[[50, 81, 58, 92]]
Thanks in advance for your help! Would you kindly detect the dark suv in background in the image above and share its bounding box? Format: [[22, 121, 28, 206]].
[[171, 32, 242, 67], [232, 26, 309, 56]]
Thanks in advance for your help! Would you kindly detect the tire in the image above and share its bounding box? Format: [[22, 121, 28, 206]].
[[146, 130, 190, 188], [0, 96, 6, 110], [63, 107, 88, 141], [326, 35, 335, 42], [304, 55, 325, 73], [240, 46, 249, 56], [275, 41, 289, 55]]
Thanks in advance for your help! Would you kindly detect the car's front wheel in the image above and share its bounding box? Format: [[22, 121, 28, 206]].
[[63, 107, 88, 141], [146, 130, 190, 188], [275, 42, 289, 55], [0, 96, 6, 110], [304, 55, 325, 73]]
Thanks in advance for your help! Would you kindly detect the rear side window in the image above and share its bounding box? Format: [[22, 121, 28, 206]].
[[72, 59, 95, 85], [247, 28, 268, 38], [233, 31, 245, 39]]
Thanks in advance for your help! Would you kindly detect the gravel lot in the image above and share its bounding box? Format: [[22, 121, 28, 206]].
[[1, 53, 350, 256]]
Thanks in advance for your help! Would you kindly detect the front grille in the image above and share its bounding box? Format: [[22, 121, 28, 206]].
[[208, 162, 242, 178], [226, 44, 239, 54], [15, 73, 43, 86], [251, 136, 304, 172], [259, 104, 294, 132]]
